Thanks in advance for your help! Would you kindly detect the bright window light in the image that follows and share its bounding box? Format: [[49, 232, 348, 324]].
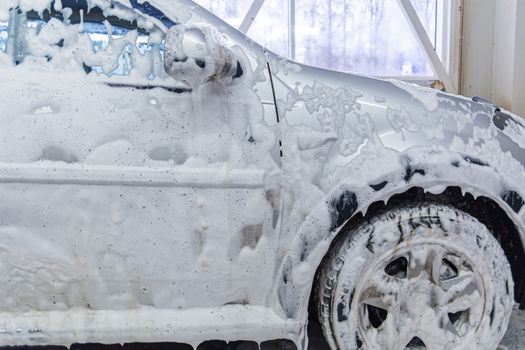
[[194, 0, 451, 80], [0, 22, 8, 52], [192, 0, 253, 29]]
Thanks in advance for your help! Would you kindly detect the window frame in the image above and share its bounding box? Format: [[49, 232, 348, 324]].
[[196, 0, 463, 93], [286, 0, 463, 91]]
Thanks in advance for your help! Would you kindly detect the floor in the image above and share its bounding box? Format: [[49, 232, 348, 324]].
[[499, 307, 525, 350]]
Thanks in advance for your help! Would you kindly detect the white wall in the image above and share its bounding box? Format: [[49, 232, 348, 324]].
[[461, 0, 525, 117], [513, 1, 525, 116]]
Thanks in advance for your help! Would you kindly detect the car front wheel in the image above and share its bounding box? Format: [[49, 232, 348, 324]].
[[317, 204, 514, 350]]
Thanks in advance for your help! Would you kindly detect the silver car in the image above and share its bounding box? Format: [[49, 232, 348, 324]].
[[0, 0, 523, 349]]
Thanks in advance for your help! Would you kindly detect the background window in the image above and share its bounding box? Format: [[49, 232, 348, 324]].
[[0, 22, 7, 52], [191, 1, 253, 29], [194, 0, 450, 80], [293, 0, 436, 77]]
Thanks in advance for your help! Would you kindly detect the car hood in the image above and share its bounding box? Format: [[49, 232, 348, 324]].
[[267, 54, 525, 167]]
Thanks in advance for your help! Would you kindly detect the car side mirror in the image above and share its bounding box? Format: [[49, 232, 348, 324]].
[[163, 24, 243, 90]]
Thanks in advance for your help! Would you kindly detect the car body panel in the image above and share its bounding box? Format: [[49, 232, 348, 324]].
[[0, 0, 523, 347], [0, 0, 289, 345], [267, 52, 525, 324], [0, 306, 299, 345]]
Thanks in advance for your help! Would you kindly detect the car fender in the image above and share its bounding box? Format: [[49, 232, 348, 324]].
[[271, 146, 525, 324]]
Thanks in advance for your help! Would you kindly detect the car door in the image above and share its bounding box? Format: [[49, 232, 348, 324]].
[[0, 1, 281, 312]]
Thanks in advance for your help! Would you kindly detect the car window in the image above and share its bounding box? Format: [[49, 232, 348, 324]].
[[3, 4, 166, 80], [82, 22, 163, 77]]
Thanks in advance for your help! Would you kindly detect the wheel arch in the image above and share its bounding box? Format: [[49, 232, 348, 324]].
[[312, 186, 525, 307], [273, 149, 525, 325]]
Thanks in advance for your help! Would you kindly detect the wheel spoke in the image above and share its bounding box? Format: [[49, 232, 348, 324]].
[[360, 296, 390, 310], [396, 313, 421, 350], [417, 333, 448, 350], [358, 273, 402, 312], [412, 314, 462, 349], [407, 246, 444, 282], [431, 249, 444, 284], [444, 318, 460, 337], [440, 271, 479, 313], [372, 312, 414, 350], [440, 272, 474, 291], [446, 290, 478, 313]]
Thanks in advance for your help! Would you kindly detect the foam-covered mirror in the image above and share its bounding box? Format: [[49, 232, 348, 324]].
[[164, 24, 243, 90]]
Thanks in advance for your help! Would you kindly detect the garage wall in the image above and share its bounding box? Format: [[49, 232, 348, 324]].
[[461, 0, 525, 117], [513, 1, 525, 117]]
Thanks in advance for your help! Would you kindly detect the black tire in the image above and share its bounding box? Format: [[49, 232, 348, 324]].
[[317, 203, 514, 350]]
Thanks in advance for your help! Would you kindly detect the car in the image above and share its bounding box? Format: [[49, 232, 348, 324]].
[[0, 0, 523, 349]]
